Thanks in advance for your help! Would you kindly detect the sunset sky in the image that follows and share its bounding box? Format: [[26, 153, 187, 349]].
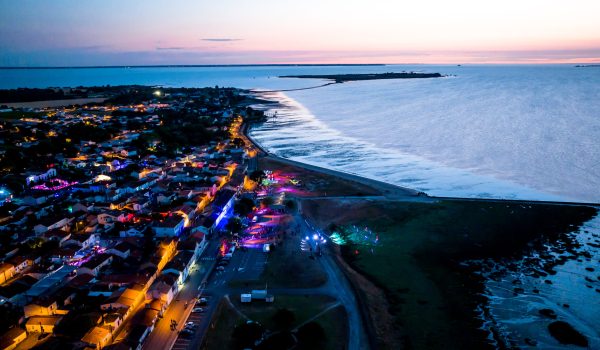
[[1, 0, 599, 66]]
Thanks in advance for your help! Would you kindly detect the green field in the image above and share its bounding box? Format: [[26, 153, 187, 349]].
[[0, 110, 46, 119], [234, 294, 337, 329], [203, 295, 346, 350], [304, 198, 597, 349], [202, 299, 243, 350]]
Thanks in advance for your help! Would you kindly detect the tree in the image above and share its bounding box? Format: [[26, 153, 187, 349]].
[[54, 312, 99, 338], [234, 197, 255, 217], [284, 199, 296, 211], [232, 322, 265, 349], [249, 170, 265, 183], [232, 137, 245, 147], [142, 228, 156, 259], [297, 322, 327, 349], [0, 304, 23, 334], [260, 196, 274, 208], [272, 308, 295, 331], [226, 217, 243, 234]]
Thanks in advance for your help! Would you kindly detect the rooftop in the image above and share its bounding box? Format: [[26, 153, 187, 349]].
[[25, 265, 76, 298]]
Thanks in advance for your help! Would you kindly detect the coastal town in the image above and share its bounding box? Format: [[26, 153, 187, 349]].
[[0, 86, 354, 350], [0, 85, 598, 350]]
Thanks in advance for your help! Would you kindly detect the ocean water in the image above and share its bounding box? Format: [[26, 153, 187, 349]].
[[2, 65, 599, 202], [477, 214, 600, 348]]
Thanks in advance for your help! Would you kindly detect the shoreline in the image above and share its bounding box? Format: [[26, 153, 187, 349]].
[[242, 121, 424, 200], [242, 123, 422, 198], [241, 117, 600, 349], [243, 120, 599, 208]]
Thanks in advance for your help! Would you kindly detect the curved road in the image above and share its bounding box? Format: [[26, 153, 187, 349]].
[[295, 202, 370, 350]]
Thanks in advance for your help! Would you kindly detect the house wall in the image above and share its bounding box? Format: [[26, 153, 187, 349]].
[[1, 329, 27, 350], [0, 264, 16, 285], [23, 302, 58, 318], [25, 317, 60, 333]]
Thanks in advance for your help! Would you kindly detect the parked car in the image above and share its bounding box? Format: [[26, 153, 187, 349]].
[[216, 266, 225, 271], [192, 307, 205, 313], [180, 329, 194, 337]]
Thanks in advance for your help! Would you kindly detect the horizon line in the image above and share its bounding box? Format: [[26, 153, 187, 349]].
[[0, 63, 387, 69], [1, 62, 596, 69]]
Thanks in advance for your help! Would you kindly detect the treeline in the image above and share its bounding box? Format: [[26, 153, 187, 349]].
[[0, 85, 148, 103], [153, 109, 228, 150], [0, 88, 78, 103]]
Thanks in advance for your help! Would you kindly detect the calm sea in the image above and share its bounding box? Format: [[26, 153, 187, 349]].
[[2, 65, 599, 202]]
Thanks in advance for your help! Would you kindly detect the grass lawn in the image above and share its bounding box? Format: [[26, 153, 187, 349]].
[[201, 299, 243, 350], [259, 240, 327, 288], [233, 294, 338, 330], [303, 198, 597, 349], [259, 157, 381, 197], [312, 305, 349, 350], [204, 295, 346, 350]]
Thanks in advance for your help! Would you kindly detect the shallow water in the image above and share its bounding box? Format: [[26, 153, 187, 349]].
[[477, 215, 600, 348], [250, 65, 600, 202]]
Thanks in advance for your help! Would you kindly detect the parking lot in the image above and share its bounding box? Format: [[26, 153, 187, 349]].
[[211, 247, 268, 287], [170, 296, 212, 350], [168, 246, 270, 350]]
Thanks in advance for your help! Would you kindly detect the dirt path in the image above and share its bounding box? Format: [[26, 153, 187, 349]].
[[292, 301, 342, 331]]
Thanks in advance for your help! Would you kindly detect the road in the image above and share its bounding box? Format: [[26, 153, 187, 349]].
[[145, 215, 368, 350], [143, 240, 220, 350], [295, 206, 370, 350], [144, 238, 271, 350]]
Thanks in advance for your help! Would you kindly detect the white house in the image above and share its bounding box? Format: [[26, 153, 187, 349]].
[[26, 168, 57, 185], [146, 273, 179, 306]]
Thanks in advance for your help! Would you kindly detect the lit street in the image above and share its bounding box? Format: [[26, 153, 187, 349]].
[[142, 240, 220, 350]]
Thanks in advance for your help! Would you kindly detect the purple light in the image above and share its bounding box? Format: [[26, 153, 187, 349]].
[[31, 178, 78, 191]]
